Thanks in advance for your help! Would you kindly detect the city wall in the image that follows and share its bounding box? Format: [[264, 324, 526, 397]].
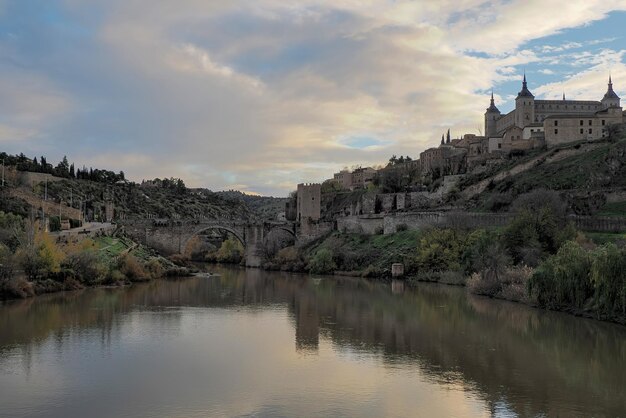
[[336, 211, 626, 235]]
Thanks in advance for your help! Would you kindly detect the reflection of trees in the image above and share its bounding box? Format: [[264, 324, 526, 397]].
[[1, 267, 625, 417]]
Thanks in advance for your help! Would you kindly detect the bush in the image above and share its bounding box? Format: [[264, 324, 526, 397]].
[[216, 237, 244, 264], [414, 228, 466, 273], [361, 264, 383, 278], [63, 251, 106, 285], [49, 216, 61, 232], [0, 277, 35, 299], [145, 259, 165, 279], [118, 254, 148, 282], [396, 223, 408, 232], [308, 248, 336, 275], [271, 246, 307, 272]]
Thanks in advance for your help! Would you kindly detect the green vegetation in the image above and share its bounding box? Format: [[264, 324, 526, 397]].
[[598, 200, 626, 217], [466, 136, 626, 214], [0, 214, 188, 299], [529, 241, 626, 322]]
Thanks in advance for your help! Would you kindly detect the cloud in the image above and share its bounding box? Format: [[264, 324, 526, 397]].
[[0, 1, 625, 195]]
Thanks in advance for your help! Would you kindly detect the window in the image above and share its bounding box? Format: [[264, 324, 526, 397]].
[[554, 129, 558, 135], [498, 144, 502, 149], [580, 129, 584, 134], [602, 120, 606, 126], [589, 128, 593, 134], [580, 120, 583, 126], [554, 120, 558, 126], [589, 120, 592, 126]]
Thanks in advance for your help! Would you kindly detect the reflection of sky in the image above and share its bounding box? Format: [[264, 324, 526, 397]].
[[0, 307, 490, 418], [0, 270, 625, 417], [1, 3, 625, 195]]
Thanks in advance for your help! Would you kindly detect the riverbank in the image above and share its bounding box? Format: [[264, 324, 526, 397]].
[[259, 220, 626, 325], [0, 232, 193, 300]]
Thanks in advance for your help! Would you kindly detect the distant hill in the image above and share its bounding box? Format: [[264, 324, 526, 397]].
[[215, 190, 289, 221], [1, 175, 254, 221]]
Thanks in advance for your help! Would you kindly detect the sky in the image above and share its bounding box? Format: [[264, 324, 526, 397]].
[[0, 1, 625, 196]]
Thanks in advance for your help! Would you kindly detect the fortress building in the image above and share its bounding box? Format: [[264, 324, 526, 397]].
[[486, 75, 623, 150]]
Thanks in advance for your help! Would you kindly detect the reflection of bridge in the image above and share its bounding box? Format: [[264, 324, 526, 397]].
[[119, 219, 298, 266]]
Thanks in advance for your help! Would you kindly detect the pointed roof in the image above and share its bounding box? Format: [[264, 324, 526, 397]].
[[603, 74, 620, 100], [517, 73, 534, 98], [486, 91, 500, 113]]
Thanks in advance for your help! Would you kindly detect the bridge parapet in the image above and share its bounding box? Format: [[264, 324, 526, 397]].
[[118, 218, 298, 267]]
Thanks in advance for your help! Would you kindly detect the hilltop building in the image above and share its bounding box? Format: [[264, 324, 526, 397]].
[[486, 75, 623, 150], [331, 167, 376, 190]]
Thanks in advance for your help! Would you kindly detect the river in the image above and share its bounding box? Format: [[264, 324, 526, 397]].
[[0, 266, 625, 417]]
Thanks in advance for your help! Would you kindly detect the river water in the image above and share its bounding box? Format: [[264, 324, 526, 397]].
[[0, 266, 625, 418]]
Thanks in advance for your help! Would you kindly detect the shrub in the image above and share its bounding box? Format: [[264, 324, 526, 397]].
[[118, 254, 148, 282], [63, 251, 106, 285], [309, 248, 336, 275], [145, 259, 165, 279], [361, 264, 383, 278], [414, 228, 465, 273], [0, 277, 35, 299], [396, 223, 408, 232], [272, 246, 307, 272], [216, 237, 244, 264]]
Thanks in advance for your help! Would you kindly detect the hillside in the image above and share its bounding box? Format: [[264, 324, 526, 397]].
[[460, 137, 626, 215], [215, 190, 288, 221], [1, 176, 254, 222]]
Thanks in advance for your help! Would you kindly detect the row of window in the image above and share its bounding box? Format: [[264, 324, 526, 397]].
[[554, 119, 606, 127], [554, 128, 593, 135]]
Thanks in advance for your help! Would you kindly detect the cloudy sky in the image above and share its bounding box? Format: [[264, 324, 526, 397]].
[[1, 1, 625, 196]]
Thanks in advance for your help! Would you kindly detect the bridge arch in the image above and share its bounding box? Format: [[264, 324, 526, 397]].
[[183, 225, 247, 256], [262, 225, 297, 259]]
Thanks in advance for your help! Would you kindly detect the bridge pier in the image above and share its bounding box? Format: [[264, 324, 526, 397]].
[[244, 224, 264, 267]]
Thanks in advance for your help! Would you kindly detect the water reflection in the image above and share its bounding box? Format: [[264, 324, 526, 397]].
[[0, 266, 625, 417]]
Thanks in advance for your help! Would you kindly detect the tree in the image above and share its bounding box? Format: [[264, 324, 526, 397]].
[[69, 163, 75, 178], [308, 248, 336, 274]]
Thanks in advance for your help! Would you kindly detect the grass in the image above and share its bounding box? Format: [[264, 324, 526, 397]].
[[309, 230, 422, 274], [585, 232, 626, 245], [597, 201, 626, 217]]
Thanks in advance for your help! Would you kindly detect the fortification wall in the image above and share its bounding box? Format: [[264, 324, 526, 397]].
[[336, 215, 384, 234], [383, 212, 512, 234]]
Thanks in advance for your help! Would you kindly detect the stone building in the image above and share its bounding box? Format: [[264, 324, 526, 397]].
[[296, 183, 321, 221], [486, 75, 623, 149], [332, 167, 377, 190]]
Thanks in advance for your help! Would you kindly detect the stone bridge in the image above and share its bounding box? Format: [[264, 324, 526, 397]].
[[118, 219, 298, 267]]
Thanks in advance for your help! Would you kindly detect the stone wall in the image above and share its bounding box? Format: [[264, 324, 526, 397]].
[[336, 215, 383, 234], [335, 211, 626, 235], [297, 183, 321, 221], [383, 212, 512, 234]]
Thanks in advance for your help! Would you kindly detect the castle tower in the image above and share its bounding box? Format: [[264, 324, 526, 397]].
[[484, 91, 500, 137], [515, 73, 535, 128], [601, 75, 621, 109]]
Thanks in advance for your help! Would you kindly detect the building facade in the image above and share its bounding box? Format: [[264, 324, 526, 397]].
[[486, 75, 623, 149]]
